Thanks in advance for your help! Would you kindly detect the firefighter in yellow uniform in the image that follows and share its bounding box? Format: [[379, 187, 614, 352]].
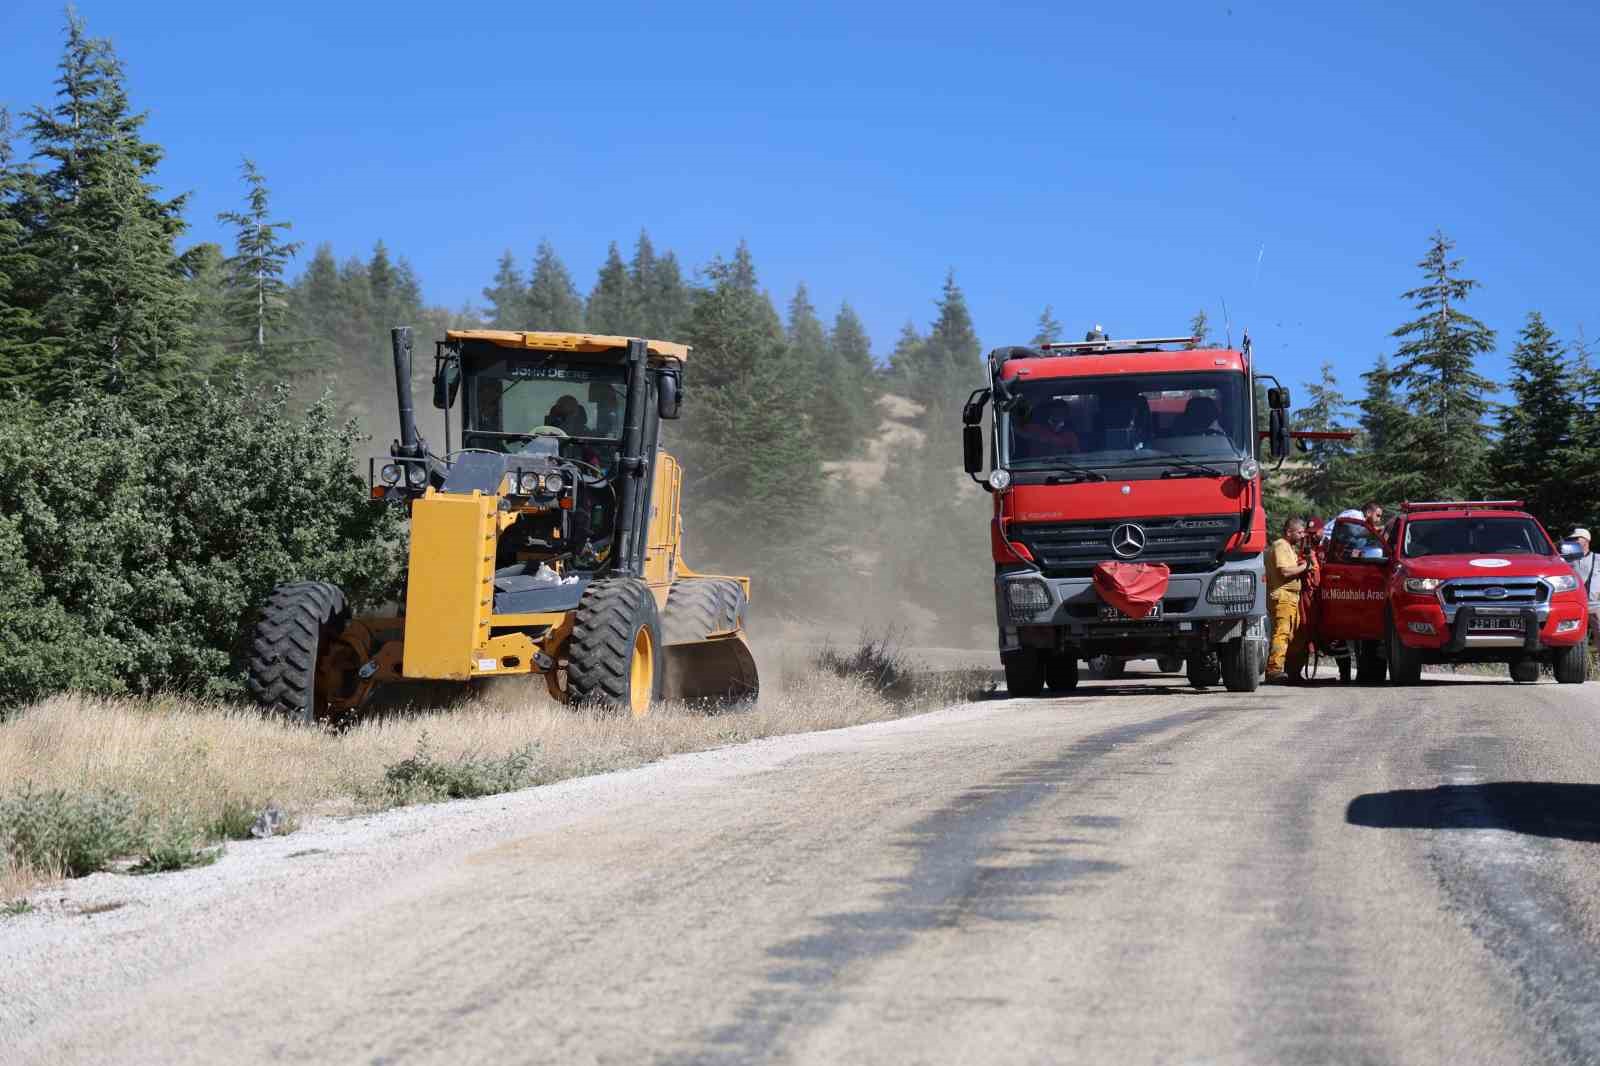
[[1265, 517, 1311, 683]]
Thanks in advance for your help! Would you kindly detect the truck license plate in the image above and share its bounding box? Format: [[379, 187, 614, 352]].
[[1470, 614, 1523, 632], [1100, 603, 1163, 622]]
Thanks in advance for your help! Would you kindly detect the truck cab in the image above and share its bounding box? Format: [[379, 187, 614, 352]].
[[964, 332, 1289, 696], [1317, 501, 1590, 685]]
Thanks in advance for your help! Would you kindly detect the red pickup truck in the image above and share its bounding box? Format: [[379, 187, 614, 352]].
[[1316, 501, 1590, 685]]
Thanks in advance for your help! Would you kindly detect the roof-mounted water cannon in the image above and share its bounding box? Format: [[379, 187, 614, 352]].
[[1036, 333, 1202, 355]]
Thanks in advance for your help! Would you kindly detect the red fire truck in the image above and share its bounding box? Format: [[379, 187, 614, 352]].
[[1315, 501, 1589, 684], [963, 331, 1294, 696]]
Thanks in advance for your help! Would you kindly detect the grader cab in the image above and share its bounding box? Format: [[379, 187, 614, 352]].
[[246, 327, 759, 722]]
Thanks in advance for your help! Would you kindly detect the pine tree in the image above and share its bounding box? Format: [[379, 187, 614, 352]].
[[1188, 308, 1213, 348], [1386, 230, 1497, 498], [1565, 330, 1600, 530], [216, 158, 303, 379], [643, 250, 691, 339], [1287, 362, 1356, 508], [585, 241, 636, 334], [0, 108, 50, 387], [1349, 354, 1415, 505], [830, 302, 875, 378], [179, 241, 230, 376], [1489, 312, 1577, 528], [21, 12, 194, 405], [524, 240, 583, 331], [1031, 304, 1063, 346]]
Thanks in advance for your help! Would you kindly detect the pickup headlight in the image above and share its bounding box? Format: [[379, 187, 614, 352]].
[[1546, 573, 1579, 593], [1207, 572, 1256, 603], [1403, 577, 1442, 594], [1004, 579, 1050, 618]]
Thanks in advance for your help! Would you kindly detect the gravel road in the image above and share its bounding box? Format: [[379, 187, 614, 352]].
[[4, 668, 1599, 1065]]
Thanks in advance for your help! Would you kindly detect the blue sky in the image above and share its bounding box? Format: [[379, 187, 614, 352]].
[[3, 1, 1595, 403]]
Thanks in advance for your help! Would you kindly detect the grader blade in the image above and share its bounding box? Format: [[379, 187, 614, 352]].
[[661, 634, 760, 704]]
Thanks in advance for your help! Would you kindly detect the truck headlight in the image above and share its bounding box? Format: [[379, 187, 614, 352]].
[[405, 464, 428, 489], [1005, 579, 1050, 618], [1238, 458, 1260, 480], [988, 469, 1012, 491], [1546, 573, 1579, 593], [517, 471, 540, 495], [1403, 577, 1441, 594], [1207, 572, 1256, 603], [380, 463, 402, 485]]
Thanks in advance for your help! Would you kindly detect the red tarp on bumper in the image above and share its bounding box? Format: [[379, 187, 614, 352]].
[[1093, 561, 1171, 619]]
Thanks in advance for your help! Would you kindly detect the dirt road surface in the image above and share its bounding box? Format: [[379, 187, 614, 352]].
[[5, 669, 1599, 1065]]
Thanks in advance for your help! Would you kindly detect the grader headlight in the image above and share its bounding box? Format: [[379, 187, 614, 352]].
[[380, 463, 402, 485], [405, 464, 428, 489], [517, 471, 540, 495]]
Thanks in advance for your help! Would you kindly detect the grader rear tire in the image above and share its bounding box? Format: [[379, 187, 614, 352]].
[[567, 578, 663, 717], [246, 581, 351, 725]]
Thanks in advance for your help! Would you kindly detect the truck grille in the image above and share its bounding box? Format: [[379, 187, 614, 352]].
[[1441, 580, 1547, 608], [1012, 515, 1238, 577]]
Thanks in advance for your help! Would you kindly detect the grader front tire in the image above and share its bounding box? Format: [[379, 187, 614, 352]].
[[246, 581, 351, 725], [566, 579, 663, 717]]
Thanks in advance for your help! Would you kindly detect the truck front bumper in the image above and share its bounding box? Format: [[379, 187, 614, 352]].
[[995, 561, 1267, 655]]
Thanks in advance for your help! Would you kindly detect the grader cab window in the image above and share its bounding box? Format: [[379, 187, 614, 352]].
[[464, 358, 629, 455]]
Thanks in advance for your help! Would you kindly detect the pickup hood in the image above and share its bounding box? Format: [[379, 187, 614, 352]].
[[1006, 476, 1247, 523], [1398, 553, 1572, 582]]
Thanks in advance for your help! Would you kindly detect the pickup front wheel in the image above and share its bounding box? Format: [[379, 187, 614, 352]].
[[1552, 642, 1589, 685], [1387, 614, 1423, 685]]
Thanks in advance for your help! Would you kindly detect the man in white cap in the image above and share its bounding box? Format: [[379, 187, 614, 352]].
[[1570, 528, 1598, 648]]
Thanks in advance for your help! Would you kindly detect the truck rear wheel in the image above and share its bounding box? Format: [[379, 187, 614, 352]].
[[1045, 654, 1079, 693], [567, 579, 662, 717], [1356, 642, 1386, 683], [1220, 638, 1261, 692], [1003, 648, 1045, 698], [246, 581, 352, 725], [1186, 653, 1221, 688], [1387, 614, 1423, 685], [1509, 658, 1540, 684], [1553, 642, 1589, 684]]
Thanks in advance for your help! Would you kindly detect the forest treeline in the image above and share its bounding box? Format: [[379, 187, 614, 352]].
[[0, 14, 1595, 707]]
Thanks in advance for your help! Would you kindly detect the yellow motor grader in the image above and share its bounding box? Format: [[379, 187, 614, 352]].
[[246, 327, 758, 721]]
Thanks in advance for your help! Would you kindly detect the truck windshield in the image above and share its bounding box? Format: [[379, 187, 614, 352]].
[[1402, 517, 1553, 558], [1004, 371, 1249, 468], [465, 357, 629, 451]]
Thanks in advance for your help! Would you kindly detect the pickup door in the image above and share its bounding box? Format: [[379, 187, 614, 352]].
[[1318, 519, 1389, 641]]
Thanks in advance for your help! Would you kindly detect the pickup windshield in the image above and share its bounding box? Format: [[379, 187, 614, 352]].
[[1402, 517, 1553, 558], [1004, 371, 1249, 468]]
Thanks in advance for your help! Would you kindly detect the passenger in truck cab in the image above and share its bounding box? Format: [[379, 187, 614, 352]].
[[1097, 387, 1151, 452], [1012, 398, 1082, 459]]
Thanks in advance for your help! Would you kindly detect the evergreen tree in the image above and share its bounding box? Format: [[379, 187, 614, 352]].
[[481, 250, 524, 329], [524, 240, 583, 331], [642, 249, 691, 339], [179, 241, 230, 376], [887, 321, 925, 380], [20, 12, 194, 405], [1188, 308, 1213, 348], [1386, 230, 1497, 498], [585, 241, 636, 334], [216, 158, 303, 378], [1349, 354, 1414, 505], [1489, 312, 1577, 528], [1287, 362, 1356, 508], [0, 108, 50, 386], [830, 302, 875, 377], [1565, 330, 1600, 530], [1031, 304, 1063, 346]]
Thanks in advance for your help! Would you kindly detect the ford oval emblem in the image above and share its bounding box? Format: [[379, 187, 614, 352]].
[[1483, 586, 1508, 599]]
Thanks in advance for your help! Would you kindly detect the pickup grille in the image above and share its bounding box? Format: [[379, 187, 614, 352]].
[[1442, 580, 1547, 608], [1012, 515, 1238, 577]]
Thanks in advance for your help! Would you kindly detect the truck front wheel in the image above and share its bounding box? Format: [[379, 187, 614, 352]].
[[1220, 638, 1261, 692], [1387, 615, 1423, 685], [1045, 654, 1080, 693], [1356, 641, 1386, 683], [1003, 649, 1045, 698], [1187, 653, 1221, 688], [1553, 642, 1589, 685]]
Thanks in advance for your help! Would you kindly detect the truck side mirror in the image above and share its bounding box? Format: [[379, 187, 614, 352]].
[[1356, 545, 1388, 562], [658, 370, 682, 420], [1560, 539, 1584, 561], [963, 425, 984, 475], [1268, 386, 1292, 410], [1268, 408, 1290, 460], [432, 360, 460, 410]]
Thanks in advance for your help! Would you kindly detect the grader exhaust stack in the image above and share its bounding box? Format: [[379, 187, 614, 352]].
[[246, 328, 758, 723]]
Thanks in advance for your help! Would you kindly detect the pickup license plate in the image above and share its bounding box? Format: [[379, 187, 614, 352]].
[[1100, 603, 1163, 622], [1470, 614, 1523, 632]]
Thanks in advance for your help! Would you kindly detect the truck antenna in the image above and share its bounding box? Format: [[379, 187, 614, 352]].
[[1220, 298, 1233, 349]]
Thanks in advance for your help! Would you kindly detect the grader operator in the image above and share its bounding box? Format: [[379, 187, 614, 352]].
[[246, 327, 758, 722]]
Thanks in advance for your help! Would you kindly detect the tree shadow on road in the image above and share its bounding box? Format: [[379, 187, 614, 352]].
[[1346, 783, 1600, 843]]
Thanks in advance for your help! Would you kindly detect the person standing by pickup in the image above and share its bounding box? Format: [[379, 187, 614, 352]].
[[1266, 517, 1311, 683], [1570, 528, 1598, 650]]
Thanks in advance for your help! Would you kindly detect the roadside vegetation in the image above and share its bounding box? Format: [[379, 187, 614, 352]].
[[0, 642, 995, 902]]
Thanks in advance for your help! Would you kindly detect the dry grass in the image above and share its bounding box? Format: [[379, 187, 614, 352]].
[[0, 644, 994, 900]]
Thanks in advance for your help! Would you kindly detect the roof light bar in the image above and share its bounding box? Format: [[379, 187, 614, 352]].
[[1401, 500, 1526, 513], [1037, 335, 1200, 353]]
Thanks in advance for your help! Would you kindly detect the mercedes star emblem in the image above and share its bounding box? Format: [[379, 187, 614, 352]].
[[1111, 523, 1147, 558]]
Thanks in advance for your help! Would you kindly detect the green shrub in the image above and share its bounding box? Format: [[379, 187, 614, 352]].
[[132, 818, 221, 874], [0, 787, 142, 877], [380, 733, 540, 804], [0, 381, 403, 709], [813, 630, 917, 700]]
